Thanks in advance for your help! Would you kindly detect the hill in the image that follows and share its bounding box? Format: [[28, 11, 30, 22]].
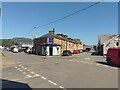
[[0, 37, 33, 47]]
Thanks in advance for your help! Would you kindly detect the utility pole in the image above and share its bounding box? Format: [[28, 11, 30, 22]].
[[33, 27, 36, 39]]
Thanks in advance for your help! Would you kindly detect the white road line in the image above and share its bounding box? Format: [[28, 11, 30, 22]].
[[18, 65, 21, 67], [101, 65, 111, 68], [17, 68, 20, 70], [59, 86, 64, 89], [14, 65, 67, 89], [48, 80, 57, 85], [22, 72, 26, 74], [110, 67, 118, 69], [27, 70, 30, 72], [14, 67, 17, 69], [96, 63, 101, 66], [11, 79, 20, 81], [35, 74, 40, 77], [26, 75, 32, 78], [24, 68, 27, 70], [41, 76, 47, 80], [21, 66, 24, 68], [19, 69, 23, 72], [31, 72, 35, 74]]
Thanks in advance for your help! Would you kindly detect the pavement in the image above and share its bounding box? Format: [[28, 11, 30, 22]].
[[1, 51, 119, 89], [1, 51, 17, 69]]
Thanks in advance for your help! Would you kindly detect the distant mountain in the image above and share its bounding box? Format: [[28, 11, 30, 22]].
[[0, 37, 33, 47], [12, 37, 33, 43]]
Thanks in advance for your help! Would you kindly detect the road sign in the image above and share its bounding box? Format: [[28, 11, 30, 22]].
[[49, 38, 54, 44]]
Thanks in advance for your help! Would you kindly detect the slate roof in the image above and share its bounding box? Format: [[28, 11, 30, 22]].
[[34, 33, 81, 44]]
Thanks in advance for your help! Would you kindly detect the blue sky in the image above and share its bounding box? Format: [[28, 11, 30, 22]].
[[2, 2, 118, 45]]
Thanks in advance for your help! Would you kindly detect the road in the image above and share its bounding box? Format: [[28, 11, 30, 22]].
[[1, 51, 119, 89]]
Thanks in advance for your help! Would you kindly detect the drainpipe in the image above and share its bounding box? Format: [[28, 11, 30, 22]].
[[66, 41, 67, 50]]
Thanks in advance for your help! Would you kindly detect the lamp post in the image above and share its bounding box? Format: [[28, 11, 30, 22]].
[[33, 27, 36, 39]]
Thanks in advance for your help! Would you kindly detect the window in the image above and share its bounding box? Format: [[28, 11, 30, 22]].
[[116, 42, 119, 46], [57, 47, 59, 54], [69, 44, 70, 46]]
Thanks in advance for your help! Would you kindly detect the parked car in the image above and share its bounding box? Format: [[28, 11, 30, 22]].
[[72, 50, 79, 54], [106, 48, 120, 66], [85, 48, 91, 52], [78, 49, 83, 53], [13, 48, 19, 53], [26, 47, 33, 54], [62, 50, 72, 56]]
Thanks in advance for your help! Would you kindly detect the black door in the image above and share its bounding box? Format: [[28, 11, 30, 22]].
[[49, 47, 53, 56]]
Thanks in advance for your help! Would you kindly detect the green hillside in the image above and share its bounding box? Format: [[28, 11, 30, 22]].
[[0, 37, 33, 47]]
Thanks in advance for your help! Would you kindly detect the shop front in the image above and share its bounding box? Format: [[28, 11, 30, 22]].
[[41, 44, 61, 56]]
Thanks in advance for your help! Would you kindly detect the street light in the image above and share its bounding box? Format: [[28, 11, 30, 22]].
[[33, 27, 36, 39]]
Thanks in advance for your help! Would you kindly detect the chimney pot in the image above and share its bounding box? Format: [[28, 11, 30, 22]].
[[49, 28, 55, 34]]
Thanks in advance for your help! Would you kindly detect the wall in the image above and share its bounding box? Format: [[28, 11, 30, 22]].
[[53, 46, 61, 56], [34, 38, 47, 55], [103, 37, 120, 55], [34, 36, 83, 55], [53, 37, 83, 53]]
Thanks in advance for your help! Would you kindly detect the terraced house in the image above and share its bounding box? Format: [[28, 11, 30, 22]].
[[34, 28, 85, 56]]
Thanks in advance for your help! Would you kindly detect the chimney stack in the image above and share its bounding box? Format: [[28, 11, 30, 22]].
[[49, 28, 55, 34]]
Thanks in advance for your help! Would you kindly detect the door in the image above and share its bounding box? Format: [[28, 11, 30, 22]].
[[49, 47, 53, 56]]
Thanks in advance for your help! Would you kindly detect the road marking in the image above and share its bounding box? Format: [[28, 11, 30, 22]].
[[21, 66, 24, 68], [48, 80, 57, 85], [14, 67, 17, 69], [77, 61, 80, 62], [11, 79, 20, 81], [31, 72, 35, 74], [17, 68, 20, 70], [96, 63, 101, 66], [41, 76, 47, 80], [27, 70, 30, 72], [35, 74, 40, 77], [24, 68, 27, 70], [59, 86, 64, 89], [110, 67, 118, 69], [22, 72, 26, 74], [101, 65, 111, 68], [14, 64, 67, 90], [26, 75, 32, 78], [19, 69, 23, 72], [18, 65, 21, 67]]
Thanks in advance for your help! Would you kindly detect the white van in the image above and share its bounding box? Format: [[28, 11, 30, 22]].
[[13, 48, 19, 53], [26, 47, 33, 54]]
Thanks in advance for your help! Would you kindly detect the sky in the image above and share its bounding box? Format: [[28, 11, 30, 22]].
[[2, 2, 118, 45]]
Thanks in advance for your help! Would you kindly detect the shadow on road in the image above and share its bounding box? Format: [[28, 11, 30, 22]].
[[91, 52, 102, 56], [95, 61, 120, 68], [1, 79, 32, 90]]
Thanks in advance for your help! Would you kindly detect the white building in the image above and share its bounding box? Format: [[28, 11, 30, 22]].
[[41, 44, 61, 56], [98, 34, 120, 55]]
